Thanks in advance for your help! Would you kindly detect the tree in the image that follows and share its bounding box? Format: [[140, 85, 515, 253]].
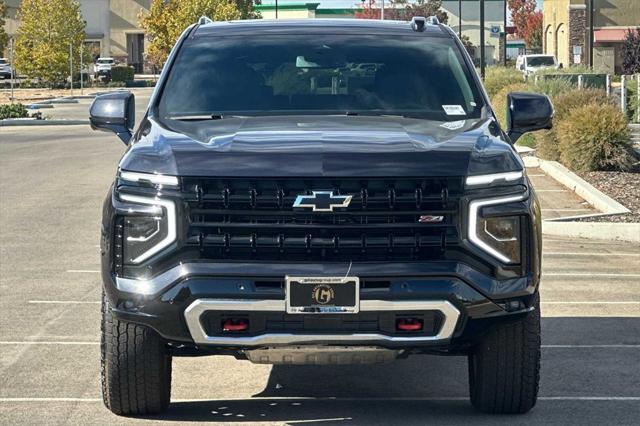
[[140, 0, 258, 67], [0, 1, 8, 54], [508, 0, 542, 49], [355, 0, 448, 23], [621, 28, 640, 75], [14, 0, 89, 83]]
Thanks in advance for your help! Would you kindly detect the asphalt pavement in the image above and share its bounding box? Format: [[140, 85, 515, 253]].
[[1, 115, 639, 425]]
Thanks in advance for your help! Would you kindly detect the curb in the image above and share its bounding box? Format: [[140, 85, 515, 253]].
[[539, 160, 630, 216], [0, 119, 89, 126], [542, 221, 640, 243], [522, 156, 636, 241]]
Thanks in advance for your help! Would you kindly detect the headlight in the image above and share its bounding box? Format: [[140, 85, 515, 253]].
[[468, 195, 525, 264], [119, 194, 176, 264]]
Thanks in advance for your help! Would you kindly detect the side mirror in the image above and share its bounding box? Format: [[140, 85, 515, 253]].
[[506, 92, 553, 143], [89, 91, 135, 144]]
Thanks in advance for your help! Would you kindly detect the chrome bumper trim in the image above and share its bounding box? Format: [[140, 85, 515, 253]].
[[184, 299, 461, 346]]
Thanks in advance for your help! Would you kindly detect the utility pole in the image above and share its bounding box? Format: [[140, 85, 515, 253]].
[[480, 0, 486, 79], [458, 0, 462, 37], [588, 0, 594, 68], [503, 0, 507, 66], [80, 42, 83, 95], [381, 0, 385, 20], [9, 37, 14, 102], [69, 43, 73, 96], [275, 0, 278, 19]]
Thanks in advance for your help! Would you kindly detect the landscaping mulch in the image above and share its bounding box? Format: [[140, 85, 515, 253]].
[[576, 164, 640, 223]]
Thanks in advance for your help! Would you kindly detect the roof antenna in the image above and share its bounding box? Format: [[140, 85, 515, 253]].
[[198, 16, 213, 25]]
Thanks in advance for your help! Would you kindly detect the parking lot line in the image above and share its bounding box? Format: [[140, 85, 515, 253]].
[[542, 301, 640, 305], [543, 273, 640, 277], [1, 341, 637, 348], [66, 270, 100, 273], [543, 252, 640, 256], [1, 396, 638, 403], [27, 300, 100, 304]]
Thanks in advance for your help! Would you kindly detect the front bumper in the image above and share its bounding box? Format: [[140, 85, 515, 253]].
[[103, 261, 537, 353]]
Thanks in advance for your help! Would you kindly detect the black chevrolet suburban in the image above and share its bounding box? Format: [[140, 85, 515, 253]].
[[91, 17, 553, 416]]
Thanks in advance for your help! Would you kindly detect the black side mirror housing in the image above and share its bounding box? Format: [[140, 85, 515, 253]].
[[89, 91, 135, 144], [506, 92, 553, 143]]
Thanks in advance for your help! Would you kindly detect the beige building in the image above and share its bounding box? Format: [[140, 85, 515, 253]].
[[3, 0, 150, 72], [543, 0, 640, 73]]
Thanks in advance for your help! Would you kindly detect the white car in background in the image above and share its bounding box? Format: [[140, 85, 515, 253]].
[[0, 58, 13, 79], [93, 57, 115, 78], [516, 54, 559, 76]]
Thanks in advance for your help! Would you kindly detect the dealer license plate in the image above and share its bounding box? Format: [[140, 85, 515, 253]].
[[285, 276, 360, 314]]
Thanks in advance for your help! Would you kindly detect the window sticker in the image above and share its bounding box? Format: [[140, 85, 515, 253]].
[[442, 105, 466, 116], [440, 120, 465, 130]]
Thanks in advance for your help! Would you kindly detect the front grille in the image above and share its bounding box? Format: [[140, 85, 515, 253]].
[[182, 177, 463, 262]]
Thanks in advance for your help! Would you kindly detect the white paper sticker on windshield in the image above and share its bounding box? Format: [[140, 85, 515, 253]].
[[442, 105, 466, 116], [440, 120, 465, 130]]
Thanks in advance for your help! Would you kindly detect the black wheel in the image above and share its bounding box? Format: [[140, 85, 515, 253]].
[[468, 293, 541, 414], [100, 291, 172, 415]]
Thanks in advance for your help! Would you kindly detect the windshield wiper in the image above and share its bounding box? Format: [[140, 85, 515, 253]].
[[167, 114, 245, 121]]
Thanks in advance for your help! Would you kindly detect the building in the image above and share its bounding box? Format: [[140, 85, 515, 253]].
[[543, 0, 640, 73], [3, 0, 509, 70], [2, 0, 149, 72], [258, 1, 508, 64]]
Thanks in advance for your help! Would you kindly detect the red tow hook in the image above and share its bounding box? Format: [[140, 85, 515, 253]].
[[222, 318, 249, 332], [396, 318, 423, 332]]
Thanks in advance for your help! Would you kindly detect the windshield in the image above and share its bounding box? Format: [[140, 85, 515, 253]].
[[158, 35, 484, 121], [0, 59, 6, 65], [97, 59, 113, 64], [527, 56, 555, 67]]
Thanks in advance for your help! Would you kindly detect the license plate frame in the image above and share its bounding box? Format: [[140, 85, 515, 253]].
[[285, 276, 360, 314]]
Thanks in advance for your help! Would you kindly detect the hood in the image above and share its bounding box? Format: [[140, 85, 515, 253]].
[[119, 115, 523, 177]]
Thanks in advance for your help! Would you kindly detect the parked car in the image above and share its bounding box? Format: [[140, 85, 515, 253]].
[[91, 17, 552, 417], [0, 58, 13, 79], [516, 54, 559, 75], [93, 57, 114, 78]]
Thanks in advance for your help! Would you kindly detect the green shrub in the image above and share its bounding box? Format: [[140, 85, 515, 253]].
[[537, 88, 609, 161], [484, 66, 525, 98], [557, 104, 636, 171], [0, 103, 29, 120], [491, 83, 531, 129], [530, 77, 574, 97], [111, 66, 135, 82]]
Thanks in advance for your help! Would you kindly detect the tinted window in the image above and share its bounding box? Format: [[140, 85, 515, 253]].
[[159, 35, 483, 121], [0, 59, 6, 64], [527, 56, 555, 67]]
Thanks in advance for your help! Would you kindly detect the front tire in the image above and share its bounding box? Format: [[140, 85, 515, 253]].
[[468, 294, 541, 414], [100, 291, 172, 415]]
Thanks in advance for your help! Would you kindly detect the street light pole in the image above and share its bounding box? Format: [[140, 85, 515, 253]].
[[503, 0, 507, 66], [80, 42, 83, 95], [69, 43, 73, 96], [588, 0, 594, 68], [458, 0, 462, 37], [381, 0, 384, 20], [480, 0, 486, 79], [275, 0, 278, 19], [9, 37, 14, 102]]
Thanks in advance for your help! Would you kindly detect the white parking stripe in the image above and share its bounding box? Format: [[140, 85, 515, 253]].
[[541, 209, 591, 212], [536, 189, 568, 192], [543, 273, 640, 277], [543, 301, 640, 305], [1, 396, 638, 402], [0, 341, 99, 345], [543, 252, 640, 256], [28, 301, 100, 305], [1, 341, 638, 348], [66, 270, 100, 273]]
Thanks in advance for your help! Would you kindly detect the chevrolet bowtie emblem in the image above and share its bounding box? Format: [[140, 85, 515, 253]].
[[293, 191, 352, 212]]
